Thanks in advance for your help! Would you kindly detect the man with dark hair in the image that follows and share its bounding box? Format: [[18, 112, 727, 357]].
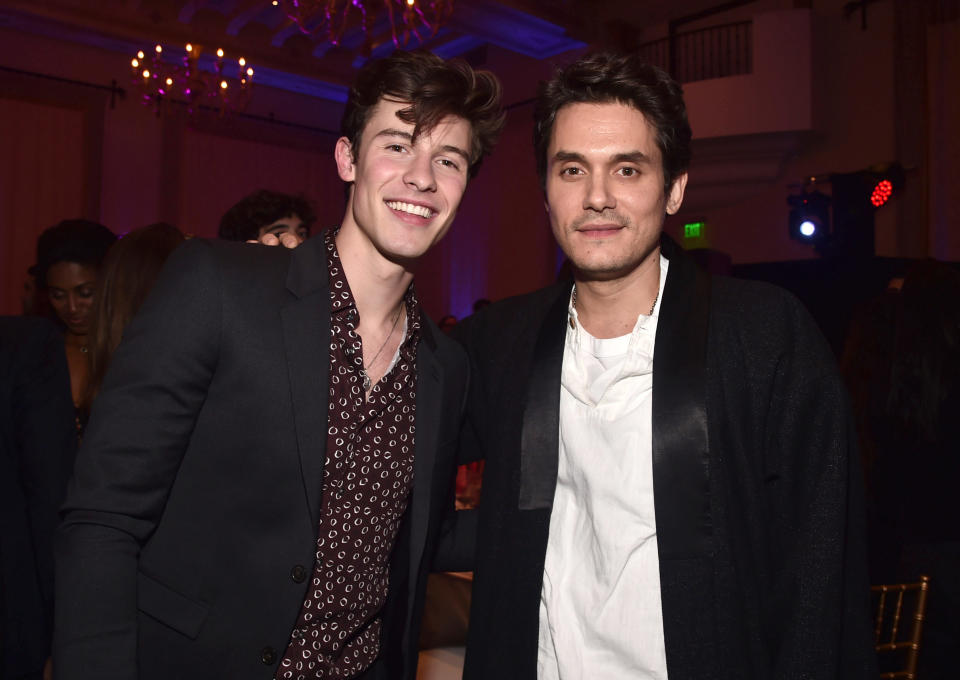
[[455, 52, 876, 679], [55, 49, 503, 680], [217, 190, 316, 244]]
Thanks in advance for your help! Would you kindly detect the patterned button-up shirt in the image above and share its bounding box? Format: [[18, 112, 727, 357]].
[[276, 228, 420, 679]]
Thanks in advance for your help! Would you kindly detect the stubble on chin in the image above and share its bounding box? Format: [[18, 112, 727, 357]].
[[569, 239, 661, 284]]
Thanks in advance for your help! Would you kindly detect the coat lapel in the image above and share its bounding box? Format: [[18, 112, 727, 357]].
[[652, 235, 713, 559], [516, 248, 711, 544], [407, 319, 442, 590], [518, 284, 571, 510], [653, 237, 717, 678], [281, 237, 331, 525]]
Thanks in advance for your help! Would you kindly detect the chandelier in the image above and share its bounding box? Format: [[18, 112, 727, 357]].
[[130, 43, 254, 115], [278, 0, 455, 49]]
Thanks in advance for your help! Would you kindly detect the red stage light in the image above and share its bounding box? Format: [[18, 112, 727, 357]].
[[871, 179, 894, 207]]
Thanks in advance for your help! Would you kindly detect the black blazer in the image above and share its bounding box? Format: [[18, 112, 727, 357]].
[[54, 236, 467, 680], [0, 316, 76, 678], [454, 237, 877, 679]]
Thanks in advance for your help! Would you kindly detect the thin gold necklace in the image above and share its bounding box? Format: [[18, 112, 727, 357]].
[[360, 302, 404, 392]]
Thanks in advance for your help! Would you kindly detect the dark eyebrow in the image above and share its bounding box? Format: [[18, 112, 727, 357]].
[[553, 151, 586, 164], [611, 151, 652, 164], [374, 128, 414, 142], [439, 144, 471, 164], [374, 128, 470, 164], [552, 150, 653, 165]]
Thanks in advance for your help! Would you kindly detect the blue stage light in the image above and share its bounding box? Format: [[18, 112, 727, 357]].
[[787, 188, 831, 246]]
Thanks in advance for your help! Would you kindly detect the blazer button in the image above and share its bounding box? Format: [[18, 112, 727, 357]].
[[291, 564, 307, 583], [261, 646, 277, 665]]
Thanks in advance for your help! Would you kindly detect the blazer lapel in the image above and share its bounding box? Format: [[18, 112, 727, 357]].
[[281, 237, 331, 525], [407, 319, 442, 590], [518, 284, 571, 511], [652, 234, 713, 559]]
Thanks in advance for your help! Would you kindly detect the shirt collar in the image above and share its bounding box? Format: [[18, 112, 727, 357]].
[[323, 226, 422, 350]]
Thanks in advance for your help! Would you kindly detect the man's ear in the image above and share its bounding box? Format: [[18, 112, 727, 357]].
[[665, 172, 688, 215], [335, 137, 356, 183]]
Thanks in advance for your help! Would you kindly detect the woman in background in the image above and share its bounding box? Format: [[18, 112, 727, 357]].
[[30, 220, 116, 438], [83, 223, 184, 410]]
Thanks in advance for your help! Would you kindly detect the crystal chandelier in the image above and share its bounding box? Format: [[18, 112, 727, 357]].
[[130, 43, 254, 115], [278, 0, 455, 48]]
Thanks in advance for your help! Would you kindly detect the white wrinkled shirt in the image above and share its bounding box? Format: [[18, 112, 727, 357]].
[[537, 256, 669, 680]]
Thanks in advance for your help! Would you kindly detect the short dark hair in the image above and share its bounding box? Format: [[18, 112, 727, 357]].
[[533, 52, 692, 194], [218, 190, 316, 241], [31, 219, 117, 288], [340, 50, 504, 179]]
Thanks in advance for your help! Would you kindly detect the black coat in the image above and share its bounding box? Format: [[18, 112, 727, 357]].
[[0, 316, 76, 678], [454, 237, 877, 679], [54, 236, 466, 680]]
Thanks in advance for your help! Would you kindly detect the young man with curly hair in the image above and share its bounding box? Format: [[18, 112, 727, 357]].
[[217, 190, 316, 245]]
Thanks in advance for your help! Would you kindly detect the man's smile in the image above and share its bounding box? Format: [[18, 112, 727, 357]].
[[386, 200, 437, 219]]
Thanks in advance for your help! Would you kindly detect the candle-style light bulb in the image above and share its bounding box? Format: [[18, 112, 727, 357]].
[[216, 48, 224, 58]]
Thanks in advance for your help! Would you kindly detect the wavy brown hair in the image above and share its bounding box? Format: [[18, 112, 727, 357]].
[[533, 52, 692, 195], [84, 223, 185, 409], [340, 49, 504, 179]]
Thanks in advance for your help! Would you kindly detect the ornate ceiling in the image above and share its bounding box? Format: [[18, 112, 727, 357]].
[[0, 0, 729, 101]]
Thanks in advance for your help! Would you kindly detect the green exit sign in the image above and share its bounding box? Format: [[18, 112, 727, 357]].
[[684, 221, 706, 239]]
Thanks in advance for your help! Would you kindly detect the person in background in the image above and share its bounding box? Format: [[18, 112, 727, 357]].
[[29, 219, 116, 439], [0, 316, 76, 680], [437, 314, 457, 333], [83, 223, 185, 411], [217, 189, 315, 245]]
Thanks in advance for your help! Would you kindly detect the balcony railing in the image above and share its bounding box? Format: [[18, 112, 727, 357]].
[[638, 20, 752, 84]]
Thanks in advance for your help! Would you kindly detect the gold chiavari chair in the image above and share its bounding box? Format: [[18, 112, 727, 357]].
[[871, 575, 930, 679]]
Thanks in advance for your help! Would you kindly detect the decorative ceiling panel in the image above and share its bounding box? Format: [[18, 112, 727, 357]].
[[0, 0, 728, 100]]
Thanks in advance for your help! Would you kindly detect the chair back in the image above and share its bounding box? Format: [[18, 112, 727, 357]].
[[871, 575, 930, 679]]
